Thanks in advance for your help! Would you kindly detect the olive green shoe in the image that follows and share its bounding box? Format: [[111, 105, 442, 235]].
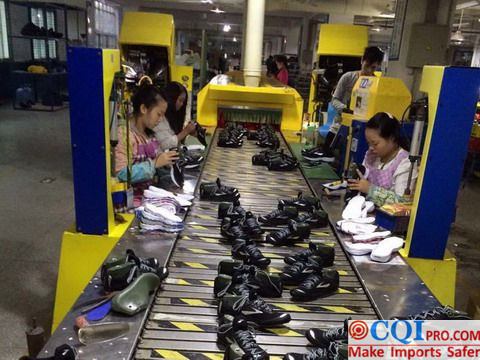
[[111, 273, 160, 315]]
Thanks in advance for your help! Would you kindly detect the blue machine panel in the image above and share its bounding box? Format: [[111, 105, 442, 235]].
[[68, 47, 108, 235], [409, 67, 480, 259]]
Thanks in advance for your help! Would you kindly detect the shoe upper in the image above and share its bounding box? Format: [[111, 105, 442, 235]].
[[296, 210, 329, 228], [284, 242, 335, 266], [291, 269, 339, 297], [280, 258, 323, 284], [307, 318, 349, 347], [278, 192, 321, 211]]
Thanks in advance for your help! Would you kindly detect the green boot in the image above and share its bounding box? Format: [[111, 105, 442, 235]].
[[112, 273, 160, 315]]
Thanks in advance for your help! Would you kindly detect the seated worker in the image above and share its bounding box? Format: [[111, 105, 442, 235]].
[[115, 84, 178, 190], [274, 55, 289, 85], [154, 81, 197, 150], [348, 112, 417, 207], [323, 46, 384, 152]]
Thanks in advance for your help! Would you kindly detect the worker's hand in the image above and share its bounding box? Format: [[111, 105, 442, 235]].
[[184, 121, 197, 135], [155, 150, 179, 168], [348, 169, 370, 193]]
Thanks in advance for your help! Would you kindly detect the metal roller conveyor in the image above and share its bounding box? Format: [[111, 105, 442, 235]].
[[134, 130, 379, 359]]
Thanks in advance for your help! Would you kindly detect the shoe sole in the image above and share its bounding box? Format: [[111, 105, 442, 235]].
[[170, 166, 183, 188], [303, 155, 335, 162]]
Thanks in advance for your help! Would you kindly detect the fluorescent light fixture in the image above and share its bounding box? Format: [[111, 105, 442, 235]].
[[451, 30, 465, 42], [223, 24, 231, 32], [233, 36, 237, 42], [201, 0, 213, 3], [224, 53, 228, 59], [456, 0, 480, 10], [211, 7, 225, 13], [371, 26, 381, 32]]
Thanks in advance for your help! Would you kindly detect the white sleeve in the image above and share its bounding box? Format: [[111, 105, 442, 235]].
[[392, 157, 417, 196], [154, 121, 179, 151]]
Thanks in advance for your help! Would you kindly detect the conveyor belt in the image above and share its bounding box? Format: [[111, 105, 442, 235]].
[[135, 130, 378, 360]]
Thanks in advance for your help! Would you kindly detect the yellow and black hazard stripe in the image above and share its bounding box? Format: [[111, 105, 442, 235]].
[[152, 348, 224, 360], [148, 320, 217, 333]]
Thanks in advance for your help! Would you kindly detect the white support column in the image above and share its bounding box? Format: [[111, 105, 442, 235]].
[[243, 0, 265, 87], [240, 0, 248, 70]]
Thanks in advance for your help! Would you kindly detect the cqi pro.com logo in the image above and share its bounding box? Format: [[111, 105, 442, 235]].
[[349, 320, 426, 344]]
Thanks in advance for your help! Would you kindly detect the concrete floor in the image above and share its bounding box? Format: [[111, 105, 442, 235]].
[[0, 104, 479, 358]]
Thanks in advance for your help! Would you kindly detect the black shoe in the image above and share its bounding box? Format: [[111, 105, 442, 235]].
[[180, 146, 204, 169], [296, 210, 329, 228], [257, 136, 279, 149], [218, 200, 246, 220], [232, 239, 271, 268], [392, 306, 471, 320], [252, 149, 282, 166], [218, 136, 243, 148], [267, 156, 298, 171], [215, 263, 283, 298], [221, 217, 250, 241], [195, 122, 208, 147], [306, 318, 349, 347], [170, 160, 184, 187], [242, 211, 263, 236], [290, 269, 339, 300], [218, 315, 269, 360], [125, 249, 159, 269], [265, 220, 310, 246], [200, 178, 240, 201], [258, 206, 298, 226], [284, 341, 347, 360], [284, 242, 335, 266], [32, 344, 77, 360], [247, 131, 259, 140], [219, 291, 291, 327], [301, 147, 335, 163], [278, 192, 321, 212], [280, 257, 324, 285]]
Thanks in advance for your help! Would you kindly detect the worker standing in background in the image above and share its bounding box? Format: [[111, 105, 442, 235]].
[[274, 55, 289, 85]]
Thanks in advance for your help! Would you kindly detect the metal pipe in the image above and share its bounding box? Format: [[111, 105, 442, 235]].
[[243, 0, 265, 87]]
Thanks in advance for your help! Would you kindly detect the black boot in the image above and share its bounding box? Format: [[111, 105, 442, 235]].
[[232, 239, 270, 268], [284, 242, 334, 266], [265, 220, 310, 246], [290, 268, 339, 300]]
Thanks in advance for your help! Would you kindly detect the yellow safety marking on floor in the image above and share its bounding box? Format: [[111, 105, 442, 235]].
[[263, 253, 283, 259], [338, 288, 353, 294], [271, 357, 283, 360], [192, 225, 208, 230], [180, 298, 209, 306], [312, 231, 330, 237], [272, 303, 309, 312], [266, 327, 302, 337], [201, 280, 215, 287], [321, 306, 356, 314], [296, 243, 310, 248], [268, 267, 281, 273], [196, 214, 215, 220], [338, 270, 348, 276], [155, 349, 189, 360], [183, 236, 191, 240], [167, 278, 191, 285], [189, 248, 211, 254], [184, 262, 209, 269], [203, 353, 224, 360], [200, 237, 219, 243]]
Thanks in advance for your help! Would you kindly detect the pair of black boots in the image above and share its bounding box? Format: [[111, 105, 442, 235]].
[[252, 149, 298, 171], [218, 123, 247, 148], [280, 242, 339, 301], [200, 178, 240, 202], [250, 125, 280, 149]]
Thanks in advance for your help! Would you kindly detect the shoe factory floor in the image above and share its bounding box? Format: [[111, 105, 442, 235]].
[[0, 104, 479, 358]]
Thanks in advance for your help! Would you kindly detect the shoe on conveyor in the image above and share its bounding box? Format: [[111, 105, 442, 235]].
[[242, 211, 263, 236], [218, 135, 243, 148], [218, 200, 246, 220], [284, 341, 348, 360], [221, 217, 250, 241], [217, 315, 269, 360], [256, 136, 280, 150], [215, 262, 283, 298], [195, 122, 208, 147], [200, 178, 240, 202], [391, 305, 471, 320], [265, 220, 310, 246], [280, 257, 324, 285], [267, 155, 298, 171], [258, 206, 298, 226], [252, 149, 282, 166], [219, 291, 291, 327], [306, 318, 350, 347], [278, 191, 321, 212], [232, 239, 271, 268], [296, 210, 329, 228], [284, 242, 335, 266], [290, 268, 339, 300]]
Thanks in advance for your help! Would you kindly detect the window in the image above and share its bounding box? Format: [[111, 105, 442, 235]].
[[30, 7, 57, 59], [0, 0, 9, 59], [94, 0, 118, 48]]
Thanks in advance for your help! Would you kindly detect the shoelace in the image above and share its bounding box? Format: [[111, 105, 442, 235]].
[[304, 347, 329, 360], [407, 306, 461, 320], [284, 261, 309, 275], [323, 325, 346, 341], [250, 296, 273, 313], [264, 209, 284, 219], [243, 216, 260, 231], [231, 291, 272, 314], [273, 226, 293, 239], [234, 329, 265, 357], [300, 274, 323, 289], [235, 265, 281, 295]]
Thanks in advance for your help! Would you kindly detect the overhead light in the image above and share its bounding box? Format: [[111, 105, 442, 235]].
[[456, 0, 480, 10], [211, 7, 225, 13], [371, 26, 381, 32], [233, 36, 237, 42], [224, 53, 228, 59], [201, 0, 213, 3], [451, 30, 465, 42], [223, 24, 231, 32]]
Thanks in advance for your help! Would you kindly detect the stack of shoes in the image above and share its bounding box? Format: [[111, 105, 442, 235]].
[[200, 178, 240, 201], [284, 319, 349, 360], [144, 185, 193, 208], [100, 249, 168, 292], [301, 146, 335, 163], [218, 123, 247, 148], [391, 305, 471, 320], [218, 315, 269, 360], [139, 203, 184, 233]]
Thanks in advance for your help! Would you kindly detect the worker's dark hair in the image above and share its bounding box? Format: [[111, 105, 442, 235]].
[[274, 54, 288, 69], [163, 81, 188, 135], [362, 46, 384, 64], [366, 112, 409, 150], [131, 84, 166, 116]]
